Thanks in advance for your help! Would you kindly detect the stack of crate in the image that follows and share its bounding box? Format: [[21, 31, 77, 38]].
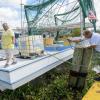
[[18, 35, 44, 57]]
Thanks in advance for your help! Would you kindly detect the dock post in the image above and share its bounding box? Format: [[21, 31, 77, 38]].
[[68, 47, 93, 91]]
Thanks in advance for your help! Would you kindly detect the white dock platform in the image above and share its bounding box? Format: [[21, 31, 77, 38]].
[[0, 48, 74, 90]]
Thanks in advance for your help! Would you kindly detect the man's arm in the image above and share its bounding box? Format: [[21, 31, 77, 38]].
[[67, 38, 82, 43], [87, 45, 96, 49]]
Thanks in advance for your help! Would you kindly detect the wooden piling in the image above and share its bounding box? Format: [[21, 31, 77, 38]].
[[68, 47, 93, 91]]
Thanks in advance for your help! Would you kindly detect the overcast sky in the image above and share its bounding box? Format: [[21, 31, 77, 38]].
[[0, 0, 100, 28]]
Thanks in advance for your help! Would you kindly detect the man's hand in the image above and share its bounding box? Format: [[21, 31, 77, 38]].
[[67, 38, 81, 43]]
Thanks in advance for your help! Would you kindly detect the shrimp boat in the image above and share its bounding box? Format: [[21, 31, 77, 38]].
[[0, 0, 96, 91], [0, 46, 73, 90]]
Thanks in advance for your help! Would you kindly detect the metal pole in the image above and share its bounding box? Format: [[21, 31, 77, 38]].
[[21, 0, 23, 34], [80, 6, 83, 37], [0, 21, 3, 30], [92, 0, 96, 32]]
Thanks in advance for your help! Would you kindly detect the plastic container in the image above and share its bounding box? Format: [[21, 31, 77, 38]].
[[43, 38, 54, 46], [18, 35, 44, 57]]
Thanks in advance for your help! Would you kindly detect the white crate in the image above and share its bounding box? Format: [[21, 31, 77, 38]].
[[18, 35, 44, 57]]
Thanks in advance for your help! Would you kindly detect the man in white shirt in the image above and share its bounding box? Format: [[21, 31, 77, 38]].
[[83, 30, 100, 81], [83, 30, 100, 52], [68, 30, 100, 81]]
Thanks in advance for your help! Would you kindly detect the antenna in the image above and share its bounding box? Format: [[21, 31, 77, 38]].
[[80, 6, 83, 37], [21, 0, 23, 34]]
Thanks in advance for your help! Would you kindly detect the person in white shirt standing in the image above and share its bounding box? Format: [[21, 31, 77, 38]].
[[69, 30, 100, 81], [83, 30, 100, 81]]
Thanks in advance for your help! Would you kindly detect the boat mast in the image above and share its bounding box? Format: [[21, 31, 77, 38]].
[[80, 6, 83, 37], [21, 0, 23, 34]]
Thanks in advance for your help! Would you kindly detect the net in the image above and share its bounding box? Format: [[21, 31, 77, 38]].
[[24, 0, 96, 36]]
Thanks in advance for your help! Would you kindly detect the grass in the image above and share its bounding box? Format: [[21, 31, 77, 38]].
[[0, 62, 95, 100]]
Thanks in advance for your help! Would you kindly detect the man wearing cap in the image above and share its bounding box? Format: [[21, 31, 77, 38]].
[[83, 30, 100, 81], [68, 30, 100, 81]]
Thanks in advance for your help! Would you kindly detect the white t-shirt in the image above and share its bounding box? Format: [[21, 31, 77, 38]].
[[89, 33, 100, 52]]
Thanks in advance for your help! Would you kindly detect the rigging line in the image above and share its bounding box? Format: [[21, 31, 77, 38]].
[[54, 2, 79, 16], [46, 0, 66, 27], [56, 0, 77, 8], [30, 0, 77, 26], [62, 1, 78, 21], [57, 8, 80, 27], [27, 0, 77, 25], [55, 12, 80, 23], [25, 0, 57, 8], [30, 0, 62, 34], [63, 6, 79, 23], [25, 0, 58, 25], [27, 0, 77, 22], [32, 0, 60, 27], [40, 0, 77, 11], [70, 16, 80, 24], [56, 0, 66, 15], [54, 6, 79, 26], [54, 6, 79, 17], [63, 13, 80, 25], [62, 2, 79, 24]]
